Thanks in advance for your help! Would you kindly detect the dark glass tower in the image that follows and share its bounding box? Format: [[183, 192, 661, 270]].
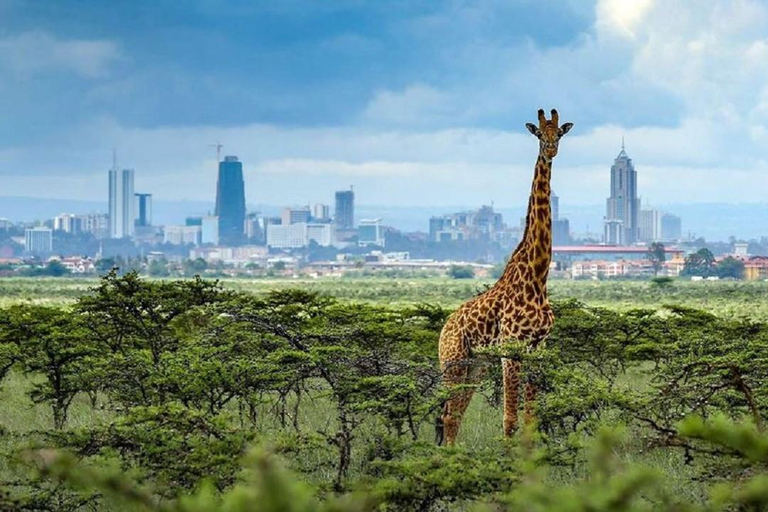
[[334, 188, 354, 230], [215, 156, 246, 246], [134, 193, 152, 227]]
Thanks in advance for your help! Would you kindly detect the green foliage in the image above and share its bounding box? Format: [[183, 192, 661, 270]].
[[682, 248, 717, 277], [182, 258, 208, 277], [716, 256, 745, 279], [447, 265, 475, 279], [647, 242, 666, 276], [3, 274, 768, 510], [650, 276, 674, 287]]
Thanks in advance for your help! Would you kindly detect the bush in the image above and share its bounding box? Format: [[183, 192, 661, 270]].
[[447, 265, 475, 279]]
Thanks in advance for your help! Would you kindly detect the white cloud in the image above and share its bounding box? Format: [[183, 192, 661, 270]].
[[0, 31, 121, 79], [4, 1, 768, 214], [361, 84, 456, 127]]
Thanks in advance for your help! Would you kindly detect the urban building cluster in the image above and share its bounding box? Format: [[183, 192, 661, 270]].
[[3, 141, 768, 280], [2, 152, 390, 270]]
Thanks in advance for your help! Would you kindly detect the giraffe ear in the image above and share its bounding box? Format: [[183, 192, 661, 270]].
[[525, 123, 539, 137], [559, 123, 574, 136]]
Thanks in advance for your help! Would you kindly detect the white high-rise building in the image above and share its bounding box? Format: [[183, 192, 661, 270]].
[[313, 204, 331, 222], [164, 225, 202, 245], [25, 227, 53, 255], [109, 167, 135, 238], [54, 213, 82, 234], [267, 223, 334, 249], [638, 209, 662, 243], [358, 218, 384, 247], [201, 216, 219, 245]]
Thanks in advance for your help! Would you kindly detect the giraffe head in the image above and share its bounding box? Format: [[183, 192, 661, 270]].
[[525, 109, 573, 160]]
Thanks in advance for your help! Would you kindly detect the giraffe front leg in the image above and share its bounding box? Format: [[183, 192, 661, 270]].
[[502, 358, 521, 437]]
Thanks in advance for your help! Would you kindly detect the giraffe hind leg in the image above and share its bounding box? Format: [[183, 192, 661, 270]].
[[502, 358, 521, 437], [524, 380, 537, 426]]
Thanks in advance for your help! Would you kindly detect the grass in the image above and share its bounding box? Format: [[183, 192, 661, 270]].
[[3, 276, 768, 317]]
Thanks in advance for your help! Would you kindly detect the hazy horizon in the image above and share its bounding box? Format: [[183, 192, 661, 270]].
[[3, 195, 768, 241]]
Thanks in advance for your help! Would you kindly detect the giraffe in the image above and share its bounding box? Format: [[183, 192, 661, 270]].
[[436, 109, 573, 445]]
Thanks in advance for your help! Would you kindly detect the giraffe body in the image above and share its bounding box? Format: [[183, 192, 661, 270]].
[[438, 109, 572, 445]]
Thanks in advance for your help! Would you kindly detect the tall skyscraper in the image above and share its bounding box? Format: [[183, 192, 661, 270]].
[[108, 167, 135, 238], [334, 188, 354, 230], [604, 142, 639, 245], [215, 156, 246, 246], [134, 193, 152, 227]]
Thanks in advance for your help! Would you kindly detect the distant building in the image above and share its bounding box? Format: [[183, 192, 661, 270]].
[[552, 218, 571, 246], [358, 218, 384, 247], [267, 223, 334, 249], [638, 208, 662, 243], [215, 156, 246, 246], [733, 242, 749, 257], [25, 227, 53, 255], [0, 218, 10, 230], [244, 213, 264, 244], [604, 143, 639, 245], [604, 219, 624, 247], [551, 191, 560, 222], [201, 216, 219, 245], [334, 188, 354, 230], [54, 213, 82, 234], [313, 204, 331, 222], [134, 193, 152, 227], [572, 259, 656, 279], [78, 213, 109, 239], [430, 205, 504, 242], [186, 216, 203, 227], [307, 224, 334, 247], [282, 207, 311, 225], [745, 256, 768, 281], [661, 213, 682, 241], [164, 225, 202, 246], [108, 168, 135, 238], [55, 256, 96, 274]]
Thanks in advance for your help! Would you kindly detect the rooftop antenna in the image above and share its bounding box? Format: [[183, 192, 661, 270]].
[[112, 148, 118, 171], [621, 136, 625, 151], [208, 143, 223, 163]]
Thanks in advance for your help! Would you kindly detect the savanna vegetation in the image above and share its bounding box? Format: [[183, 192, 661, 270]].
[[1, 273, 768, 510]]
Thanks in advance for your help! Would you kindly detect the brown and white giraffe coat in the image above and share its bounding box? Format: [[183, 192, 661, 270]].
[[437, 109, 573, 445]]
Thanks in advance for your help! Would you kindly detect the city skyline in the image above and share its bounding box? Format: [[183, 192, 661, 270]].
[[1, 1, 767, 208]]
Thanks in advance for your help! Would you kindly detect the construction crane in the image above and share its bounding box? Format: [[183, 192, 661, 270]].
[[207, 143, 223, 163]]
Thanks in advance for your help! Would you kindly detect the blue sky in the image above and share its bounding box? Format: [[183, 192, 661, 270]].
[[1, 0, 767, 213]]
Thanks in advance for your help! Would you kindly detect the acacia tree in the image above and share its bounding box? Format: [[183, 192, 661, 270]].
[[647, 242, 666, 276], [0, 305, 93, 428], [682, 248, 716, 277]]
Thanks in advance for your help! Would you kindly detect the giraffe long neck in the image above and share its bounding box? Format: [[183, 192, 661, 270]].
[[498, 152, 553, 285]]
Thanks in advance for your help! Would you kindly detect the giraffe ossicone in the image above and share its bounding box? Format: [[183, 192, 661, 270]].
[[437, 108, 573, 446]]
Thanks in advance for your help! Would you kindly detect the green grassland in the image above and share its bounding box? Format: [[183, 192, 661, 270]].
[[1, 275, 767, 510], [3, 276, 768, 316]]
